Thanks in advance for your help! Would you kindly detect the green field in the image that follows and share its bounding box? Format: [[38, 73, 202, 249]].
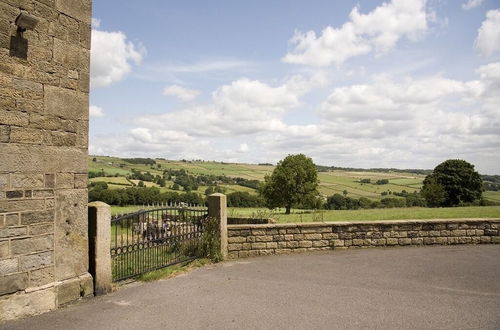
[[110, 205, 500, 222], [89, 156, 432, 201]]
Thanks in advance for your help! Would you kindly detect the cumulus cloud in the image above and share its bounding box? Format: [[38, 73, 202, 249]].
[[137, 76, 313, 138], [91, 28, 146, 88], [89, 105, 104, 118], [462, 0, 483, 10], [90, 63, 500, 174], [163, 85, 200, 102], [283, 0, 428, 66], [475, 9, 500, 56]]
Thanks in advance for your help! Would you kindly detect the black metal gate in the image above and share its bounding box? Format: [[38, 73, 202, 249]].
[[110, 205, 208, 281]]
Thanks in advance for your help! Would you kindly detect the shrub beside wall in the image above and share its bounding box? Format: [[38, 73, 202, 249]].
[[227, 219, 500, 259]]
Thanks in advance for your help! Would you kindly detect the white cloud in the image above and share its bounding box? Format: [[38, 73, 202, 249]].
[[474, 9, 500, 56], [163, 85, 200, 102], [239, 143, 249, 152], [462, 0, 483, 10], [90, 63, 500, 174], [89, 105, 104, 118], [91, 18, 101, 28], [282, 0, 428, 66], [90, 29, 146, 88]]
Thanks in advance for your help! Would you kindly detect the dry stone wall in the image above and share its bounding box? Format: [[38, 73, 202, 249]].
[[227, 219, 500, 259], [0, 0, 92, 321]]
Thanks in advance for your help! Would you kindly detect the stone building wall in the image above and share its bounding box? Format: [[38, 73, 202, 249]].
[[0, 0, 92, 321], [227, 219, 500, 259]]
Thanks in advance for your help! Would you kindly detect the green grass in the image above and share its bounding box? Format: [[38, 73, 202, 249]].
[[228, 206, 500, 223], [90, 156, 499, 203], [138, 258, 211, 282]]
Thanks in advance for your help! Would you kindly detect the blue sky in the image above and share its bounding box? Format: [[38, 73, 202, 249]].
[[89, 0, 500, 174]]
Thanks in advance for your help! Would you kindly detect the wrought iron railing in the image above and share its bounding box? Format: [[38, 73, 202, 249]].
[[110, 205, 208, 281]]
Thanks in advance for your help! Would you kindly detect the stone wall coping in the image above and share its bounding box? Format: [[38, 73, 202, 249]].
[[228, 218, 500, 229]]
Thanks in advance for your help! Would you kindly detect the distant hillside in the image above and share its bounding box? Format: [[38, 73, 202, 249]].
[[87, 155, 500, 203]]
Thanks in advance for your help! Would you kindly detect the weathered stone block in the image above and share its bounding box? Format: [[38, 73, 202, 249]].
[[423, 237, 437, 245], [398, 238, 411, 245], [79, 273, 93, 297], [29, 113, 62, 130], [451, 230, 467, 237], [293, 234, 304, 240], [275, 249, 292, 255], [44, 85, 88, 120], [480, 236, 491, 243], [0, 273, 28, 295], [11, 235, 53, 255], [255, 235, 273, 242], [235, 251, 247, 258], [11, 174, 44, 189], [304, 233, 322, 240], [32, 189, 54, 198], [241, 243, 251, 250], [298, 241, 312, 248], [0, 258, 18, 275], [19, 251, 53, 271], [5, 190, 23, 198], [286, 241, 299, 248], [21, 210, 54, 225], [0, 287, 56, 321], [266, 242, 277, 249], [55, 172, 74, 188], [332, 239, 345, 247], [259, 249, 273, 256], [0, 124, 10, 142], [286, 228, 300, 234], [352, 239, 364, 246], [411, 238, 424, 245], [277, 241, 287, 249], [0, 240, 8, 258], [228, 244, 242, 251], [53, 38, 82, 70], [5, 213, 19, 226], [312, 240, 329, 248], [0, 110, 29, 126], [484, 229, 497, 236], [0, 199, 45, 212], [73, 173, 87, 188], [227, 236, 246, 244], [227, 230, 240, 237], [251, 230, 266, 236], [29, 266, 54, 287], [0, 174, 8, 188], [436, 237, 448, 244], [0, 226, 27, 238], [56, 277, 81, 306], [251, 243, 266, 249], [322, 233, 338, 240], [55, 0, 91, 23]]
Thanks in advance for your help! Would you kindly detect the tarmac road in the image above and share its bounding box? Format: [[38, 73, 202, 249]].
[[2, 245, 499, 330]]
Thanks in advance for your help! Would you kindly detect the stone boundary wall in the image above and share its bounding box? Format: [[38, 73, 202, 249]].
[[227, 219, 500, 259]]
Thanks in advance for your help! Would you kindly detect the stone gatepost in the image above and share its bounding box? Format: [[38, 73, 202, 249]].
[[0, 0, 93, 321], [207, 193, 228, 260], [88, 202, 112, 295]]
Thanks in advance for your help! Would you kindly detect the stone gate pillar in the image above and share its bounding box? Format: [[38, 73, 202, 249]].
[[0, 0, 93, 321], [207, 193, 228, 260]]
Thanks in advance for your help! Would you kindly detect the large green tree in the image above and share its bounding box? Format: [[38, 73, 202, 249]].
[[422, 159, 482, 207], [260, 154, 320, 214]]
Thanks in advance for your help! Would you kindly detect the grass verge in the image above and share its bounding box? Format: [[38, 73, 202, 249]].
[[137, 258, 211, 282]]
